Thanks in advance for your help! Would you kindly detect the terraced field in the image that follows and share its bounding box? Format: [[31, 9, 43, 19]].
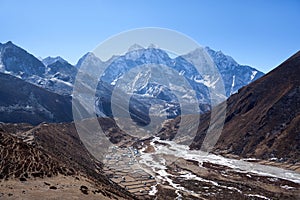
[[103, 146, 157, 199]]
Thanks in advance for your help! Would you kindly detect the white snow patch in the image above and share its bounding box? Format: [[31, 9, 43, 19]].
[[280, 185, 294, 190], [180, 171, 242, 193], [166, 50, 178, 59], [175, 190, 183, 200], [180, 172, 218, 186], [251, 70, 258, 80], [111, 77, 119, 86], [4, 70, 12, 75], [193, 75, 219, 89], [269, 157, 278, 161], [230, 75, 235, 95], [50, 77, 73, 87], [25, 105, 33, 109], [139, 139, 190, 194], [179, 70, 185, 76], [247, 194, 271, 200], [149, 184, 158, 196]]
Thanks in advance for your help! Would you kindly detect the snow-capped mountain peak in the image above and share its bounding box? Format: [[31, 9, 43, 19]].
[[204, 46, 238, 67], [128, 44, 144, 52], [0, 41, 46, 78], [148, 43, 159, 49], [203, 47, 264, 96], [0, 41, 265, 119], [42, 56, 67, 66], [76, 52, 103, 68]]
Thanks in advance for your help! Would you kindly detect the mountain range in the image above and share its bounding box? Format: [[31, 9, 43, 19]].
[[82, 45, 264, 122], [0, 41, 263, 125]]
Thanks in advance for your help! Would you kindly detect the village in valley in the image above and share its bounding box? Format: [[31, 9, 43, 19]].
[[103, 145, 157, 198]]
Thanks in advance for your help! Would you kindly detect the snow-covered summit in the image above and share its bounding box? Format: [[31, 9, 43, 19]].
[[42, 56, 68, 66], [128, 44, 144, 52]]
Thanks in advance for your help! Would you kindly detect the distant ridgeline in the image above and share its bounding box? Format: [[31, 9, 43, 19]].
[[0, 41, 263, 125]]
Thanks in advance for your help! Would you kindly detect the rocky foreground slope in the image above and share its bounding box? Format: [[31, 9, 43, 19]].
[[0, 122, 135, 200]]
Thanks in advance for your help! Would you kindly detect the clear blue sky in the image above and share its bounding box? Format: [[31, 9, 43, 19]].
[[0, 0, 299, 72]]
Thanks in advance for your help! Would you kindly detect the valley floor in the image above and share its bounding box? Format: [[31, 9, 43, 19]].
[[103, 137, 300, 200]]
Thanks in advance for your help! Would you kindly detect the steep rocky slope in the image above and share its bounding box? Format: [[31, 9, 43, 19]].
[[0, 73, 73, 125], [191, 51, 300, 163], [0, 121, 135, 199]]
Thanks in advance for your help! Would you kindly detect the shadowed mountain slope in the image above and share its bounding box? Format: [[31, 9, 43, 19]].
[[0, 73, 75, 125]]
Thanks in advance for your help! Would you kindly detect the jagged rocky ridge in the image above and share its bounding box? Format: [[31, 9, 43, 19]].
[[78, 45, 264, 124], [0, 41, 263, 125]]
